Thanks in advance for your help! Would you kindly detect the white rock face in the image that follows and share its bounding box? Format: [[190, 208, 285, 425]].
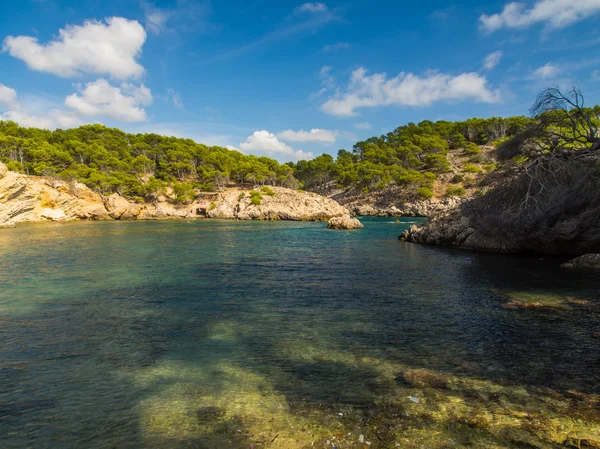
[[0, 169, 110, 223], [40, 208, 67, 221], [207, 187, 348, 221], [327, 215, 364, 230], [0, 165, 348, 224]]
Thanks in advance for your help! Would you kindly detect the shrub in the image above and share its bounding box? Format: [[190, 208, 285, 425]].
[[465, 143, 481, 155], [260, 186, 275, 196], [416, 187, 434, 199], [238, 192, 245, 201], [451, 174, 464, 183], [172, 181, 197, 204], [209, 202, 217, 210], [468, 155, 485, 163], [249, 190, 263, 205], [446, 186, 466, 197], [483, 163, 499, 172], [463, 163, 481, 173]]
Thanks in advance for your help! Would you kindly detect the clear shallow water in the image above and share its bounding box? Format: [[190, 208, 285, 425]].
[[1, 217, 599, 449]]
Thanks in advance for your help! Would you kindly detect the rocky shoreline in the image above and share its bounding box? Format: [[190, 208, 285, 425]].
[[0, 162, 349, 226], [398, 209, 520, 253]]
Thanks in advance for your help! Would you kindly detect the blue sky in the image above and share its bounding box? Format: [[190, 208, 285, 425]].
[[1, 0, 599, 161]]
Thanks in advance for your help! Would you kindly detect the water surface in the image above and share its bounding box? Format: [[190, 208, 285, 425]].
[[1, 218, 599, 448]]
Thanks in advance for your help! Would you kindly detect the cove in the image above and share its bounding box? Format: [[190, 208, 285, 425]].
[[1, 218, 599, 448]]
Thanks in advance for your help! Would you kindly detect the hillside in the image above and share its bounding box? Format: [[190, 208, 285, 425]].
[[401, 88, 600, 255]]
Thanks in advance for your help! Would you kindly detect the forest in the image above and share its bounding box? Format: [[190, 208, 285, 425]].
[[0, 98, 597, 204]]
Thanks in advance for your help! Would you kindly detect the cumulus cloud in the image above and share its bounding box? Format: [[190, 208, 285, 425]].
[[0, 83, 83, 129], [2, 17, 146, 79], [0, 83, 17, 105], [0, 80, 151, 129], [295, 2, 328, 13], [277, 128, 336, 143], [239, 130, 314, 160], [483, 50, 503, 70], [479, 0, 600, 33], [65, 79, 153, 122], [354, 122, 372, 129], [323, 42, 350, 52], [532, 62, 560, 79], [0, 104, 84, 131], [226, 144, 243, 153], [0, 110, 56, 130], [321, 67, 502, 117]]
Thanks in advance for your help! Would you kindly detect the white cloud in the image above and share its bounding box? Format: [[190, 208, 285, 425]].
[[2, 17, 146, 79], [239, 130, 314, 161], [277, 128, 336, 143], [309, 65, 336, 100], [532, 62, 560, 79], [0, 83, 85, 129], [483, 50, 503, 70], [321, 67, 502, 117], [479, 0, 600, 33], [354, 122, 372, 129], [226, 144, 243, 153], [65, 79, 153, 122], [0, 84, 17, 105], [142, 2, 169, 35], [167, 88, 183, 108], [0, 110, 57, 130], [323, 42, 350, 52], [295, 2, 328, 13], [0, 80, 151, 129]]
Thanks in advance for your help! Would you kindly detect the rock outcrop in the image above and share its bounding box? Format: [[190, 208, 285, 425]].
[[399, 209, 520, 253], [333, 192, 465, 218], [327, 215, 364, 230], [561, 254, 600, 270], [207, 187, 348, 221], [0, 162, 110, 224], [0, 163, 348, 225]]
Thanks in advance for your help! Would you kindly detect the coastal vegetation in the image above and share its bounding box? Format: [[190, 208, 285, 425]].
[[1, 87, 598, 228], [403, 87, 600, 254], [0, 115, 532, 206]]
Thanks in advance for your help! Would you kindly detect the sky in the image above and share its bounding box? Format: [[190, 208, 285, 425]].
[[1, 0, 599, 162]]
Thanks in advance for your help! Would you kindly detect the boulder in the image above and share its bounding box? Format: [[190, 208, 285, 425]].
[[40, 208, 67, 221], [327, 215, 363, 230], [105, 193, 143, 220], [561, 254, 600, 270], [0, 220, 15, 228]]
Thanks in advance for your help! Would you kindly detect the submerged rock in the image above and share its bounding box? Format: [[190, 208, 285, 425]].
[[327, 215, 363, 230], [561, 254, 600, 270]]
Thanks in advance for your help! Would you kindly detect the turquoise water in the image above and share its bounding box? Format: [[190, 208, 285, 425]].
[[1, 218, 599, 448]]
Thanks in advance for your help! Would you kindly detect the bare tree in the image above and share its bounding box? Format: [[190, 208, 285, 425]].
[[530, 86, 599, 150], [498, 86, 600, 162]]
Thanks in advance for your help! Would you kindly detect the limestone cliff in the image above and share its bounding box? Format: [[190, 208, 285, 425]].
[[0, 163, 348, 226]]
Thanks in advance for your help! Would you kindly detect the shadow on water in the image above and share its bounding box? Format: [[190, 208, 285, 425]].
[[1, 219, 600, 448]]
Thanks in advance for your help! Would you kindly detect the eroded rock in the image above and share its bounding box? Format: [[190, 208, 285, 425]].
[[561, 254, 600, 270], [327, 215, 363, 230]]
